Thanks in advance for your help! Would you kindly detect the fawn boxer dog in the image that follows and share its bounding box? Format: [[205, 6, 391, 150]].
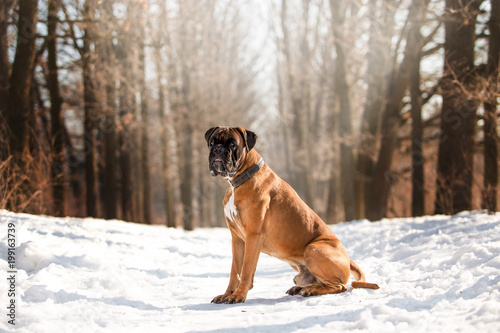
[[206, 126, 379, 304]]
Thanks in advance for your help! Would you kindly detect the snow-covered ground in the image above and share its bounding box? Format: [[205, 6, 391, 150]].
[[1, 210, 500, 332]]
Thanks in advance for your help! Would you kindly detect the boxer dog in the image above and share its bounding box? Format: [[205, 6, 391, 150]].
[[206, 126, 379, 304]]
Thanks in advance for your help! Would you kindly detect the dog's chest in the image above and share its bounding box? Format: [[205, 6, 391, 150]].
[[224, 186, 238, 223]]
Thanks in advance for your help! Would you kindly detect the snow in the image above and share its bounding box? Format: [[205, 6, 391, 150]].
[[1, 210, 500, 332]]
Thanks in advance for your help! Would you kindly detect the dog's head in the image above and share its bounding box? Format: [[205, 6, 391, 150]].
[[205, 126, 257, 178]]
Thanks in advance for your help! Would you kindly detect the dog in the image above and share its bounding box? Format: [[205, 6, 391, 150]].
[[205, 126, 379, 304]]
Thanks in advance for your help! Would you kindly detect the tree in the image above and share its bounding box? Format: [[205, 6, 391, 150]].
[[409, 35, 425, 217], [100, 0, 117, 220], [47, 0, 66, 216], [408, 0, 430, 217], [329, 0, 356, 221], [356, 0, 396, 219], [279, 0, 315, 208], [117, 27, 133, 221], [435, 0, 483, 214], [483, 0, 499, 212], [365, 0, 429, 221], [154, 0, 176, 228], [9, 0, 496, 225], [6, 0, 38, 158], [0, 0, 16, 132], [82, 0, 98, 217], [177, 0, 195, 231], [2, 0, 38, 212], [138, 4, 152, 224]]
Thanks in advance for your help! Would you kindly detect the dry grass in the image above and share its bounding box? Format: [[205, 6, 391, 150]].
[[0, 153, 51, 215]]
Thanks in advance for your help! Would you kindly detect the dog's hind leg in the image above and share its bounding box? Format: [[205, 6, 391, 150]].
[[286, 264, 320, 295], [299, 237, 351, 297]]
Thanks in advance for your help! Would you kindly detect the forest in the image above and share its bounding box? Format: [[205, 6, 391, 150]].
[[0, 0, 498, 229]]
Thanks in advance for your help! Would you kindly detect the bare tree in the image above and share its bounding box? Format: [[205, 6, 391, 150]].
[[279, 0, 316, 207], [47, 0, 66, 216], [138, 3, 152, 224], [6, 0, 38, 158], [153, 1, 176, 227], [329, 0, 356, 221], [483, 0, 499, 213], [365, 0, 430, 221], [356, 0, 396, 219], [177, 0, 195, 230], [409, 27, 425, 217], [99, 0, 118, 220], [435, 0, 483, 214], [81, 0, 98, 217], [117, 21, 134, 221], [0, 0, 16, 132], [7, 0, 497, 225]]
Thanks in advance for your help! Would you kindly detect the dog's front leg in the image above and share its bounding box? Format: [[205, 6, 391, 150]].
[[212, 231, 245, 303], [222, 232, 263, 304]]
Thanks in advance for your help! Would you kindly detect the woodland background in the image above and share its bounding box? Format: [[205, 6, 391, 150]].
[[0, 0, 498, 229]]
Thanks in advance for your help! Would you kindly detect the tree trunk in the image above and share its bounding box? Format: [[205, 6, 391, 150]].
[[330, 0, 356, 221], [103, 46, 117, 219], [435, 0, 482, 214], [103, 91, 117, 220], [356, 0, 396, 219], [6, 0, 38, 158], [166, 21, 182, 228], [280, 0, 313, 206], [133, 112, 143, 223], [179, 0, 193, 230], [410, 50, 425, 217], [300, 1, 315, 210], [365, 1, 429, 221], [48, 0, 66, 216], [137, 13, 152, 224], [483, 0, 499, 212], [139, 44, 152, 224], [97, 0, 117, 220], [82, 0, 98, 217], [119, 76, 133, 221], [155, 45, 176, 228], [409, 2, 426, 217], [180, 122, 194, 231], [276, 54, 293, 181], [326, 144, 340, 224], [0, 0, 15, 133], [122, 1, 142, 223], [113, 14, 133, 222]]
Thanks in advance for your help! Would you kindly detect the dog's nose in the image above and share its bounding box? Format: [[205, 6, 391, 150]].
[[213, 144, 225, 155]]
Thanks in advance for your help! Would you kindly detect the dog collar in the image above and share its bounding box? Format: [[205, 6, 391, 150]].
[[229, 157, 264, 188]]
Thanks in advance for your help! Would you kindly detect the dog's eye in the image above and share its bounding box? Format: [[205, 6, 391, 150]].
[[229, 142, 236, 150], [209, 140, 214, 147]]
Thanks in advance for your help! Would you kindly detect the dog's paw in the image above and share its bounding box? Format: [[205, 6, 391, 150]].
[[286, 286, 303, 296], [299, 286, 319, 297], [211, 293, 230, 304], [222, 293, 246, 304]]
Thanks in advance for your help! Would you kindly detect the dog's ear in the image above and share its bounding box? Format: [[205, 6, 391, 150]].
[[246, 130, 257, 151], [205, 126, 220, 146], [235, 127, 258, 152]]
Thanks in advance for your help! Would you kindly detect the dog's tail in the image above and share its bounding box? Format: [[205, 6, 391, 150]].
[[350, 259, 380, 290]]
